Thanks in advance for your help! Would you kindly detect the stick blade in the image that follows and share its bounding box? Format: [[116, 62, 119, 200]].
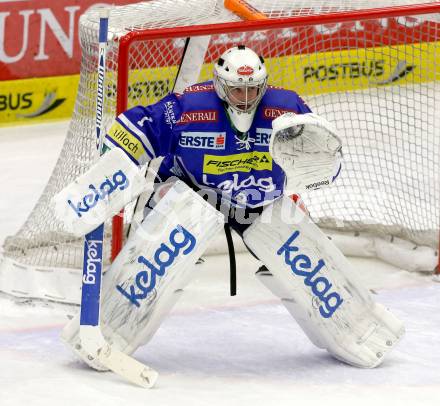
[[97, 344, 158, 388]]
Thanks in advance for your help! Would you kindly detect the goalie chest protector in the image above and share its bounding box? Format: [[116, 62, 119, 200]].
[[108, 81, 312, 208]]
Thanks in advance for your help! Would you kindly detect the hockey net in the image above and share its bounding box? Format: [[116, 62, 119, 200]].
[[0, 0, 439, 303]]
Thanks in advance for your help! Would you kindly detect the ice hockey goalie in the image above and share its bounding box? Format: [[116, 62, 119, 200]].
[[56, 45, 404, 373]]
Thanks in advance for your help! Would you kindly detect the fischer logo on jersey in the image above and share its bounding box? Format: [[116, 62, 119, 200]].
[[179, 132, 226, 149], [263, 107, 297, 119], [277, 230, 344, 318], [177, 110, 219, 124], [82, 239, 103, 285], [67, 170, 129, 218], [237, 65, 254, 75], [116, 225, 196, 307], [203, 151, 272, 174]]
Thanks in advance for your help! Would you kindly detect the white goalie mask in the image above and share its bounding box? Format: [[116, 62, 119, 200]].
[[213, 45, 268, 132]]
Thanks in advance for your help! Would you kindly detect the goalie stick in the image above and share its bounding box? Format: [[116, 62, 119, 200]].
[[79, 8, 158, 388]]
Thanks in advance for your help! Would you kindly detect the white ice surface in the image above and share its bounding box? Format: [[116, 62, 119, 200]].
[[0, 122, 439, 406]]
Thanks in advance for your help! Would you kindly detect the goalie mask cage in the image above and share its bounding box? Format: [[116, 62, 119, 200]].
[[0, 0, 439, 304]]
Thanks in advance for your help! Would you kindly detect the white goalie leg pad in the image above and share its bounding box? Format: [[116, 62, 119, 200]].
[[244, 196, 405, 368], [62, 180, 224, 370], [53, 148, 147, 237], [255, 266, 327, 349]]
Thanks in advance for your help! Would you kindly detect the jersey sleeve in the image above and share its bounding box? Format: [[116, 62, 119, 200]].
[[104, 93, 181, 166], [295, 93, 313, 114]]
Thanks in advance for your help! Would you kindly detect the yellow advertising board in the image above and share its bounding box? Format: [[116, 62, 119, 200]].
[[1, 41, 438, 126], [267, 41, 439, 95], [0, 75, 79, 126]]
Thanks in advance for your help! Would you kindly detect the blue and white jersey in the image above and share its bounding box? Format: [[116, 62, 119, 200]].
[[105, 81, 312, 208]]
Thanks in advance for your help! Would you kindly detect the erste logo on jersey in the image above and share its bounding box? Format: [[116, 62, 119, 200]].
[[177, 110, 218, 124], [237, 65, 254, 76], [179, 132, 226, 150], [203, 151, 272, 175], [255, 128, 272, 146], [263, 107, 297, 119]]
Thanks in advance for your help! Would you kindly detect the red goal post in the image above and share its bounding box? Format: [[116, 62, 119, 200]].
[[113, 1, 440, 272]]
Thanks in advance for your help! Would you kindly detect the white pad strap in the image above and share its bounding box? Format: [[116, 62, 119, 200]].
[[270, 112, 342, 193], [62, 181, 224, 369], [244, 197, 405, 368], [53, 148, 147, 236]]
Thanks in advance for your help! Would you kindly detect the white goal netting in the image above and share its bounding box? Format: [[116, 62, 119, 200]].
[[1, 0, 439, 303]]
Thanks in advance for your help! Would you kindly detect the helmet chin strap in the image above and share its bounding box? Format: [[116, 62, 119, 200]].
[[225, 104, 256, 133]]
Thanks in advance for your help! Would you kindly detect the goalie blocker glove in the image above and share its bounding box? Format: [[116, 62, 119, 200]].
[[52, 148, 147, 237]]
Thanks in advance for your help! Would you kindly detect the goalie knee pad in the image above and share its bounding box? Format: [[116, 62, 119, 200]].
[[244, 196, 405, 368], [62, 180, 224, 370]]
